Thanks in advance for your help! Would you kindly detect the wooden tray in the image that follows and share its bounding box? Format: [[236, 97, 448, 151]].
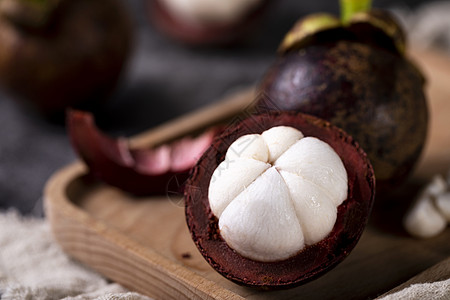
[[45, 49, 450, 300]]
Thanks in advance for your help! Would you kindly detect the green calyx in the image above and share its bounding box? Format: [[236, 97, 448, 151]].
[[279, 0, 406, 55], [278, 13, 341, 53], [349, 9, 406, 54], [0, 0, 61, 28]]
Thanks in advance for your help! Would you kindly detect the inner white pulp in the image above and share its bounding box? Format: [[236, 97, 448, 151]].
[[208, 126, 348, 262], [160, 0, 263, 25]]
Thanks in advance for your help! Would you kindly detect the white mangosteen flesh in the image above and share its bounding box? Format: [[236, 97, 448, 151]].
[[208, 126, 348, 262]]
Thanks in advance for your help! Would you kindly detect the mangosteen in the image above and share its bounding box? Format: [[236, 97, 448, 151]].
[[148, 0, 271, 46], [0, 0, 132, 118], [185, 112, 375, 288], [258, 0, 428, 191], [67, 110, 221, 196]]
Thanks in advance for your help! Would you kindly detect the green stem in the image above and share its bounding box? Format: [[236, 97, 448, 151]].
[[340, 0, 372, 24]]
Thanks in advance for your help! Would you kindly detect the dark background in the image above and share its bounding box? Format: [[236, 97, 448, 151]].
[[0, 0, 431, 215]]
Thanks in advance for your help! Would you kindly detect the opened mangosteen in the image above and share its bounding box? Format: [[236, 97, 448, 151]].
[[185, 112, 375, 288], [148, 0, 271, 45], [258, 0, 428, 191], [0, 0, 132, 118]]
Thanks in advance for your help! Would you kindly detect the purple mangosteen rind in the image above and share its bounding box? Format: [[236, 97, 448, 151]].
[[259, 39, 428, 192], [260, 4, 428, 192], [184, 111, 375, 289], [0, 0, 132, 118]]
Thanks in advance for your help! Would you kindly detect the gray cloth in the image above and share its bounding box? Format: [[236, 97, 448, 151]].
[[0, 210, 152, 300]]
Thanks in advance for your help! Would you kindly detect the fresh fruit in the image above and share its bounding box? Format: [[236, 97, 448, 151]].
[[404, 175, 450, 238], [148, 0, 271, 45], [185, 112, 375, 288], [0, 0, 132, 118], [258, 0, 428, 191]]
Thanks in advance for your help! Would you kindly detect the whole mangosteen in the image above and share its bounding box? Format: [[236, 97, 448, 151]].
[[0, 0, 132, 118], [258, 0, 428, 192]]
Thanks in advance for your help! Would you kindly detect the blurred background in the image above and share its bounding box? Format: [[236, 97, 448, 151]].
[[0, 0, 446, 215]]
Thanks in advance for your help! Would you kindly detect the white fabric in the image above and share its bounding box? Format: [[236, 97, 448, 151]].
[[378, 279, 450, 300], [0, 210, 152, 300]]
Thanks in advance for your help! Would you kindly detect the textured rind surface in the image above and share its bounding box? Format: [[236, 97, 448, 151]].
[[184, 112, 376, 289], [259, 41, 428, 190]]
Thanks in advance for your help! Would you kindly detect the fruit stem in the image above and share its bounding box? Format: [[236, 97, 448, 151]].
[[340, 0, 372, 24]]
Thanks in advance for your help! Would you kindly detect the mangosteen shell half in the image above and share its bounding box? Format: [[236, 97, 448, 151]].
[[184, 111, 375, 289]]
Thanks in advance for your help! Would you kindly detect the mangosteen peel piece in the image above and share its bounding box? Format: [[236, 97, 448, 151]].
[[67, 110, 220, 196], [259, 0, 428, 191], [185, 112, 375, 289]]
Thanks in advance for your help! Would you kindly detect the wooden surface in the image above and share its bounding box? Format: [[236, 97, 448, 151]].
[[44, 49, 450, 300]]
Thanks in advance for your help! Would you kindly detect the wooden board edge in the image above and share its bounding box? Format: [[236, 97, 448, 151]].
[[43, 163, 244, 300]]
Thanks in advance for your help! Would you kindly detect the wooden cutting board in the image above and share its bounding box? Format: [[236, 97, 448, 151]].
[[44, 49, 450, 300]]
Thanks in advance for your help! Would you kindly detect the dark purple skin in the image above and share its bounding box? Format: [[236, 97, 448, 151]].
[[347, 10, 407, 55], [0, 0, 132, 117], [185, 112, 375, 289], [259, 40, 428, 192]]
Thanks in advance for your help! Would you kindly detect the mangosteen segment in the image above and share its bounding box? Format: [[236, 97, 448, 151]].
[[185, 112, 375, 288], [208, 126, 348, 262]]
